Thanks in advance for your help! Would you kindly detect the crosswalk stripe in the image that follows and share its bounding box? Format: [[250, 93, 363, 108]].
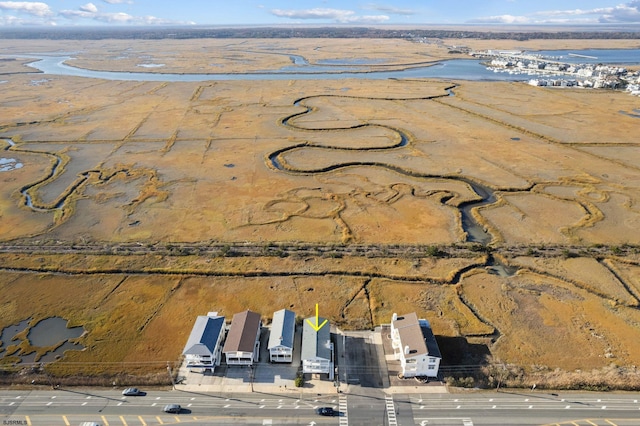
[[385, 396, 398, 426]]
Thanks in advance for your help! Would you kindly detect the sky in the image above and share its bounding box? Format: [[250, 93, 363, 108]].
[[1, 0, 640, 27]]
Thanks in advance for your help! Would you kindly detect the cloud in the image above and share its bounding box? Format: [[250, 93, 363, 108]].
[[0, 1, 53, 17], [270, 7, 388, 23], [470, 1, 640, 24], [364, 4, 415, 16], [598, 0, 640, 22], [58, 2, 194, 25], [271, 8, 355, 21], [79, 3, 98, 13], [101, 0, 132, 4], [467, 14, 531, 24]]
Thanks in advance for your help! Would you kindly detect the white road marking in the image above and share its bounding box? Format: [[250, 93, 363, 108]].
[[339, 394, 348, 426], [82, 402, 87, 406], [385, 395, 397, 426]]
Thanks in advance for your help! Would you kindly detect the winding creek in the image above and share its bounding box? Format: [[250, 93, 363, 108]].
[[268, 94, 501, 245]]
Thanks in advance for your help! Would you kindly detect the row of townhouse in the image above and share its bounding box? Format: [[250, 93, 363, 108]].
[[181, 309, 333, 378]]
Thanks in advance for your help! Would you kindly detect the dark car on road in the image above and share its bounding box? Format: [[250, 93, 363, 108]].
[[163, 404, 182, 413], [315, 407, 336, 416]]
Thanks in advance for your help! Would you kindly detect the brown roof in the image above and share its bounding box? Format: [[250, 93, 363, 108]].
[[393, 312, 428, 357], [223, 310, 261, 353]]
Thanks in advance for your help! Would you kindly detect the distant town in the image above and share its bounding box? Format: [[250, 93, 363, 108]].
[[470, 49, 640, 95]]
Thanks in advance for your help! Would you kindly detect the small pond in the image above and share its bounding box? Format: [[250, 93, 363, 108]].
[[27, 317, 84, 347], [0, 316, 85, 364], [0, 158, 23, 172]]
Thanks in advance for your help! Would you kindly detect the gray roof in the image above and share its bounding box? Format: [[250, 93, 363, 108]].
[[420, 319, 442, 359], [182, 315, 225, 356], [393, 313, 428, 357], [268, 309, 296, 350], [223, 310, 261, 353], [301, 316, 331, 361]]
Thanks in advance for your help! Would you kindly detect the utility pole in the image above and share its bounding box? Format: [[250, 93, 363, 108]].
[[167, 362, 176, 390]]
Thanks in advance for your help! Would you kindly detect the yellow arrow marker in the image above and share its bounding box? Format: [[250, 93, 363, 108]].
[[306, 303, 328, 332]]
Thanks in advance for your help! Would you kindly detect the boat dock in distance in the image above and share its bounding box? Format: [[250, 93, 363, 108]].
[[568, 53, 598, 60]]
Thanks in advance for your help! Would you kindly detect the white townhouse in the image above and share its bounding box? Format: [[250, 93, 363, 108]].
[[182, 312, 226, 372], [222, 310, 262, 366], [301, 316, 333, 380], [390, 312, 441, 378], [268, 309, 296, 363]]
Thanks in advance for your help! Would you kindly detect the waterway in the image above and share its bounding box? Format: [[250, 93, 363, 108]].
[[21, 55, 522, 81], [15, 48, 639, 82], [532, 48, 640, 65]]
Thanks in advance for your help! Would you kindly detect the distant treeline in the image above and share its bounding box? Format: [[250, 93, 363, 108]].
[[0, 26, 639, 40]]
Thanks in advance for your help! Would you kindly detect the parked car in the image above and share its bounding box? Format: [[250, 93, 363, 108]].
[[163, 404, 182, 414], [315, 407, 336, 416], [121, 387, 142, 396]]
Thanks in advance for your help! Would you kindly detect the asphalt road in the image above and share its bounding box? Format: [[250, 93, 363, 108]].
[[2, 389, 640, 425]]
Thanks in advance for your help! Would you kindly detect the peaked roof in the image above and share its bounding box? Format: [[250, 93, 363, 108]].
[[268, 309, 296, 350], [393, 312, 428, 357], [301, 316, 331, 361], [223, 310, 261, 353], [182, 315, 225, 356]]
